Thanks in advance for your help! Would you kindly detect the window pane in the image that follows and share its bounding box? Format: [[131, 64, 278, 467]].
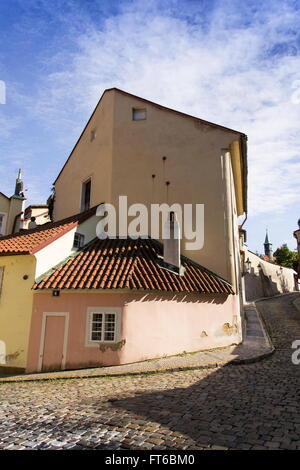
[[104, 331, 115, 341], [91, 331, 101, 341], [105, 314, 115, 322], [84, 180, 91, 210], [104, 313, 115, 341], [74, 233, 85, 249], [93, 313, 102, 322], [132, 108, 146, 120], [91, 313, 103, 341], [81, 179, 91, 212]]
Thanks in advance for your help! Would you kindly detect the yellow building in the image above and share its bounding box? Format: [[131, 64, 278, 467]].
[[0, 208, 99, 373], [0, 255, 35, 373]]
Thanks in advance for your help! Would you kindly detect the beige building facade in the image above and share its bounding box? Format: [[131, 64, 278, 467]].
[[53, 88, 247, 288]]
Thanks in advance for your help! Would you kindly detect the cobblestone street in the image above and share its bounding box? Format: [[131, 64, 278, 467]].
[[1, 294, 300, 450]]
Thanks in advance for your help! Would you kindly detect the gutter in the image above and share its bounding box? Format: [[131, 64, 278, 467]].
[[223, 151, 237, 293], [240, 134, 248, 215]]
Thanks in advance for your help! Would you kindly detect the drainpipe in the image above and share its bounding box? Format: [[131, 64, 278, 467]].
[[223, 151, 237, 292], [240, 212, 248, 229], [223, 150, 244, 341]]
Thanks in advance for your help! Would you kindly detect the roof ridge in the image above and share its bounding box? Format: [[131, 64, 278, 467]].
[[107, 88, 246, 136]]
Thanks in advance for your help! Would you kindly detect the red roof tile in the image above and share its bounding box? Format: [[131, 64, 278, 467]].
[[33, 237, 234, 295], [0, 206, 97, 255]]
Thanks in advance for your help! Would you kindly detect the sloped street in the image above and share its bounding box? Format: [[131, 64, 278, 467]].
[[0, 293, 300, 450]]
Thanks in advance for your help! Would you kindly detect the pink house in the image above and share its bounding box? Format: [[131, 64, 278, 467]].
[[27, 234, 238, 373]]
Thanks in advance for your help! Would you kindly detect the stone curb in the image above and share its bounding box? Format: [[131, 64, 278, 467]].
[[254, 303, 274, 351], [228, 347, 275, 365], [0, 349, 274, 384]]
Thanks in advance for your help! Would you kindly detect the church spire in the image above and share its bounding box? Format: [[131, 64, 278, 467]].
[[264, 229, 273, 260], [13, 168, 24, 198]]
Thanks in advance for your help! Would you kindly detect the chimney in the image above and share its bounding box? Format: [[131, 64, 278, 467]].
[[162, 211, 184, 275]]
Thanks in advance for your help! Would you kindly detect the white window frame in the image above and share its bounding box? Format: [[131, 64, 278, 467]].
[[73, 232, 85, 249], [85, 307, 121, 347], [132, 107, 147, 121], [0, 212, 7, 236]]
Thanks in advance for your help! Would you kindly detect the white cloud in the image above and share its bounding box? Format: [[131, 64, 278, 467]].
[[5, 0, 300, 216]]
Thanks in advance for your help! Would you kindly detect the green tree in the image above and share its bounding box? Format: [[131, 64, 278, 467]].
[[274, 244, 298, 271]]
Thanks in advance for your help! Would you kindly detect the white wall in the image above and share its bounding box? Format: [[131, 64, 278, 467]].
[[34, 228, 77, 279], [244, 249, 297, 300], [34, 215, 100, 279], [74, 215, 99, 245]]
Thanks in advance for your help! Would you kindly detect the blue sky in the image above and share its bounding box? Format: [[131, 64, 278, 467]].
[[0, 0, 300, 254]]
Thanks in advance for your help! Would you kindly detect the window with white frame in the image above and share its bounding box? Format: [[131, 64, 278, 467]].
[[87, 308, 121, 343], [132, 108, 146, 121], [73, 232, 85, 249]]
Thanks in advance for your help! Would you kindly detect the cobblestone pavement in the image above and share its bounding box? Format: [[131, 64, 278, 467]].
[[0, 293, 300, 451]]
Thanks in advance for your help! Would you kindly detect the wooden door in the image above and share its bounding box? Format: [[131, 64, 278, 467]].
[[42, 315, 66, 372]]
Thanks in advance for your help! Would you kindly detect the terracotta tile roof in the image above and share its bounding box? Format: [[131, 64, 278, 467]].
[[0, 206, 97, 255], [33, 237, 234, 295]]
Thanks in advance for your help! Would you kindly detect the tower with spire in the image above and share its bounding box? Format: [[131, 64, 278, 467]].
[[264, 229, 273, 260], [7, 169, 26, 234], [14, 169, 25, 198]]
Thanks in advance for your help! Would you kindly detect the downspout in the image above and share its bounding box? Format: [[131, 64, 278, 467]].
[[223, 151, 237, 292], [240, 212, 247, 229], [12, 211, 23, 234], [223, 149, 244, 342]]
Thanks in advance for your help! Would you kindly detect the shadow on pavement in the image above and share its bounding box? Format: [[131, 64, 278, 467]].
[[108, 295, 300, 449]]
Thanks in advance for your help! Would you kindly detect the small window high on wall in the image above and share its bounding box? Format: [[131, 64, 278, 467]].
[[81, 178, 91, 212], [132, 108, 146, 121]]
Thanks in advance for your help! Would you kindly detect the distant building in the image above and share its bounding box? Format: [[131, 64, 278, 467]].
[[241, 230, 297, 300], [263, 230, 273, 261], [22, 205, 50, 230], [0, 170, 26, 236]]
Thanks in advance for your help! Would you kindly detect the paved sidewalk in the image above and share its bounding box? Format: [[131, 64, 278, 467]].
[[0, 302, 273, 383]]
